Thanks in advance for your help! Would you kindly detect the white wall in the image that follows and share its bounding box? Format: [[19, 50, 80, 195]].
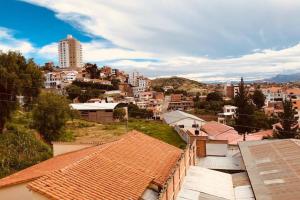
[[171, 118, 205, 129], [0, 182, 32, 200]]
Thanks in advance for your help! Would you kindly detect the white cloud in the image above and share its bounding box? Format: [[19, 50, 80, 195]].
[[0, 27, 35, 54], [9, 1, 300, 81], [22, 0, 300, 57]]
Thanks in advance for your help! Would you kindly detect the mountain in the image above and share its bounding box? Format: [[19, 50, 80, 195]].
[[265, 73, 300, 83], [151, 76, 206, 92]]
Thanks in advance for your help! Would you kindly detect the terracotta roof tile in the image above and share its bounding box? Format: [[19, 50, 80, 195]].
[[25, 131, 182, 200], [0, 145, 102, 188], [202, 122, 270, 145]]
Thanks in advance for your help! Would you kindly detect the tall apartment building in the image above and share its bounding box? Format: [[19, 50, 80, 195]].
[[58, 34, 83, 69]]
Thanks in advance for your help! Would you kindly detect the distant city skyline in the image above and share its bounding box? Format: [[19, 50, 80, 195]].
[[1, 0, 300, 82]]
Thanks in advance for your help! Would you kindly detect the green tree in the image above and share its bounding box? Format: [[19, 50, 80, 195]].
[[0, 125, 52, 178], [206, 91, 223, 102], [84, 63, 99, 79], [273, 99, 299, 139], [32, 93, 73, 143], [234, 78, 255, 136], [66, 85, 81, 100], [253, 111, 271, 130], [252, 89, 266, 109], [78, 88, 101, 103], [113, 108, 126, 121], [0, 52, 43, 133]]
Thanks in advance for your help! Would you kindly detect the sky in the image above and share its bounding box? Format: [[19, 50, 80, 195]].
[[1, 0, 300, 82]]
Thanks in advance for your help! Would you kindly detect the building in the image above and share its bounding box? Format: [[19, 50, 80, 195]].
[[224, 83, 239, 99], [217, 105, 237, 124], [44, 72, 61, 89], [168, 94, 194, 111], [162, 110, 206, 129], [128, 71, 140, 86], [70, 102, 126, 123], [0, 131, 197, 200], [239, 139, 300, 200], [262, 86, 285, 104], [58, 34, 83, 69]]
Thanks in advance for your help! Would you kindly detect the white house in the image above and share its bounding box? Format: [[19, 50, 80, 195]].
[[218, 105, 237, 124], [162, 110, 206, 128]]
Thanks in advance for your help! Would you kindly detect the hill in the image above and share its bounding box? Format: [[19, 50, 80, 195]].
[[151, 76, 206, 92], [265, 73, 300, 83]]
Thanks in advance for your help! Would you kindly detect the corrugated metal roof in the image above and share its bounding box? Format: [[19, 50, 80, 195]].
[[239, 139, 300, 200], [176, 166, 235, 200], [197, 156, 245, 171], [162, 110, 205, 125], [70, 102, 119, 110]]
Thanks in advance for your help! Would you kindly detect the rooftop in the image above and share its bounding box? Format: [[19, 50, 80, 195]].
[[25, 131, 182, 200], [239, 139, 300, 200], [70, 102, 119, 110], [162, 110, 205, 125]]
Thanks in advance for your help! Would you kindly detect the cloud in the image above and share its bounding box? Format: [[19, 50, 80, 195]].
[[8, 1, 300, 82], [22, 0, 300, 58], [0, 27, 35, 54]]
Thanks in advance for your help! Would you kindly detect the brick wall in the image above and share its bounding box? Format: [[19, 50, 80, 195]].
[[158, 141, 196, 200]]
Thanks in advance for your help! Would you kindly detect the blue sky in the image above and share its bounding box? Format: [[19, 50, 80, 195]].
[[1, 0, 300, 82]]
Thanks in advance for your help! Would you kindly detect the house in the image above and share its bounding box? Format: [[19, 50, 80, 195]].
[[44, 71, 61, 89], [0, 131, 197, 200], [285, 88, 300, 99], [70, 102, 126, 123], [162, 110, 206, 128], [217, 105, 237, 124], [262, 86, 285, 104]]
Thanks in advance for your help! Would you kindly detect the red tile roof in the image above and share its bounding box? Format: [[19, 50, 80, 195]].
[[201, 121, 270, 145], [0, 145, 101, 188], [24, 131, 182, 200]]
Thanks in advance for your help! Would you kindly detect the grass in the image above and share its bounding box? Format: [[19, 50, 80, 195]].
[[67, 118, 186, 149]]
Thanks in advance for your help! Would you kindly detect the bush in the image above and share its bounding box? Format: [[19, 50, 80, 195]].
[[113, 108, 126, 121], [32, 93, 73, 143], [0, 126, 52, 178]]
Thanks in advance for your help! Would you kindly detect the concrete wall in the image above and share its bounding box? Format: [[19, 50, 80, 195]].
[[0, 182, 32, 200], [53, 143, 95, 156], [159, 141, 197, 200], [206, 141, 228, 156]]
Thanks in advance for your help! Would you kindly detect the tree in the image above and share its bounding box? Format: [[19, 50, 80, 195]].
[[66, 85, 81, 100], [234, 78, 255, 136], [0, 52, 43, 133], [273, 99, 299, 139], [113, 108, 126, 121], [32, 93, 73, 143], [206, 92, 223, 102], [253, 111, 272, 130], [252, 89, 266, 109], [0, 125, 52, 178], [84, 63, 99, 79]]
